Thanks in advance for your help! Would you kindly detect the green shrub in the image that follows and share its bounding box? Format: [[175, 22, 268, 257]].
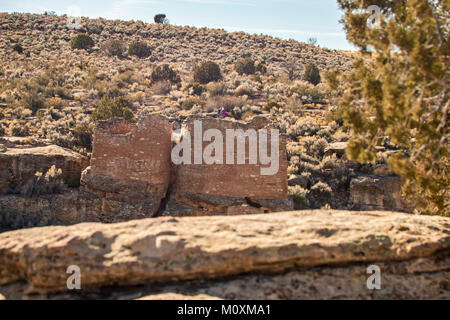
[[288, 185, 307, 210], [72, 123, 93, 150], [70, 34, 94, 50], [154, 14, 168, 24], [92, 95, 135, 123], [102, 39, 127, 57], [304, 63, 321, 85], [12, 43, 23, 54], [234, 58, 255, 75], [128, 41, 151, 58], [193, 61, 223, 84], [151, 64, 180, 84]]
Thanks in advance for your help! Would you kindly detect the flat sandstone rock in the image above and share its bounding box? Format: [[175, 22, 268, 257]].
[[0, 210, 449, 299]]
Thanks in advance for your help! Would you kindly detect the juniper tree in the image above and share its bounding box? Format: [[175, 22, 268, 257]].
[[328, 0, 449, 215]]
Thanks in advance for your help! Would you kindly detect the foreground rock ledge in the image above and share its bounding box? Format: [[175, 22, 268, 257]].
[[0, 210, 449, 297]]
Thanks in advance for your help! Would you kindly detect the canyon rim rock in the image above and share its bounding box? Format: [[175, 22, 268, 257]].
[[0, 210, 448, 299]]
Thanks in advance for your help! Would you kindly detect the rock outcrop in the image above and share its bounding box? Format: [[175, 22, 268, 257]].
[[0, 210, 448, 299], [350, 175, 412, 212], [0, 143, 89, 194]]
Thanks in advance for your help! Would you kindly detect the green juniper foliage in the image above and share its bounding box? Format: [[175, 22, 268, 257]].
[[330, 0, 449, 215]]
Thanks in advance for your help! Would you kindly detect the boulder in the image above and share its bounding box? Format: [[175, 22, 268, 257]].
[[324, 141, 347, 159], [0, 144, 89, 194], [350, 175, 412, 212], [0, 210, 448, 298]]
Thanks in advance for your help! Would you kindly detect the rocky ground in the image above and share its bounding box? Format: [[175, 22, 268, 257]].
[[0, 210, 449, 300]]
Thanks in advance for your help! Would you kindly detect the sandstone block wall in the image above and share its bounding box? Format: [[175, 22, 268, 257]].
[[81, 115, 173, 218], [166, 116, 291, 216]]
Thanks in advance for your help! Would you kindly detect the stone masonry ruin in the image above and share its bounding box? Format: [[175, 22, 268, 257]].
[[0, 115, 292, 230]]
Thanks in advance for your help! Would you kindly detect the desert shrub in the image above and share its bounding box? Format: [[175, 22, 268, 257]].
[[286, 117, 319, 139], [255, 61, 267, 74], [182, 97, 204, 111], [289, 185, 308, 210], [21, 165, 65, 197], [102, 39, 127, 57], [72, 123, 93, 151], [70, 34, 94, 50], [12, 43, 23, 54], [234, 58, 255, 75], [263, 100, 282, 112], [304, 63, 321, 85], [193, 61, 222, 84], [128, 41, 151, 58], [207, 96, 244, 112], [332, 130, 349, 142], [151, 64, 180, 84], [235, 84, 253, 97], [151, 81, 172, 95], [308, 181, 332, 209], [9, 120, 29, 137], [317, 128, 332, 141], [154, 14, 168, 24], [283, 60, 300, 81], [85, 23, 103, 34], [307, 37, 318, 46], [185, 82, 205, 96], [22, 91, 44, 114], [92, 95, 135, 123], [207, 82, 227, 97], [310, 138, 328, 159]]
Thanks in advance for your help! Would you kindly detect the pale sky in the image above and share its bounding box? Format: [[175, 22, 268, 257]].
[[0, 0, 355, 50]]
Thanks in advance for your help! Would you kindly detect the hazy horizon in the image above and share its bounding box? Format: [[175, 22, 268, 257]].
[[0, 0, 355, 51]]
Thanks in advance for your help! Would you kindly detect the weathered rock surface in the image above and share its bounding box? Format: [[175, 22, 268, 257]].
[[350, 175, 412, 212], [0, 210, 448, 299], [0, 143, 89, 194]]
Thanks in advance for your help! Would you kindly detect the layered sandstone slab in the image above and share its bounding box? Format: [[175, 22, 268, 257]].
[[0, 143, 89, 194], [0, 210, 448, 297], [166, 116, 292, 216], [81, 115, 173, 217]]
